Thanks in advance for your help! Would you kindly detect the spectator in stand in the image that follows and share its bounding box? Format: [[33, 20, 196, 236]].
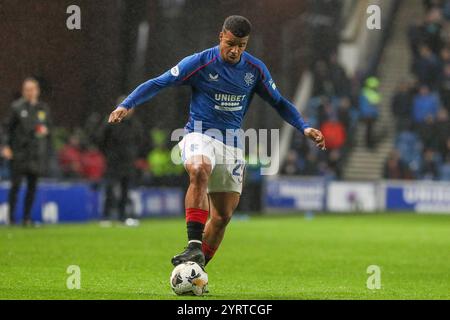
[[383, 150, 412, 180], [58, 134, 83, 178], [391, 81, 413, 131], [420, 149, 439, 180], [408, 8, 444, 57], [424, 0, 450, 20], [438, 63, 450, 111], [280, 150, 302, 175], [412, 45, 442, 88], [393, 2, 450, 182], [312, 60, 334, 97], [80, 144, 105, 182], [337, 97, 353, 131], [444, 0, 450, 20], [440, 47, 450, 65], [423, 0, 444, 10], [317, 159, 336, 180], [302, 152, 319, 176], [440, 154, 450, 180], [412, 84, 440, 125], [291, 130, 311, 159], [328, 52, 351, 98], [435, 108, 450, 155], [422, 8, 444, 54], [359, 77, 381, 149], [409, 78, 420, 96], [317, 96, 334, 127], [320, 116, 346, 150], [327, 149, 342, 179], [439, 136, 450, 163], [409, 23, 423, 58], [417, 115, 437, 150]]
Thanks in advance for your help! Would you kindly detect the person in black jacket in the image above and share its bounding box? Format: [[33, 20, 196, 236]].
[[97, 96, 144, 225], [391, 82, 413, 131], [2, 78, 52, 226]]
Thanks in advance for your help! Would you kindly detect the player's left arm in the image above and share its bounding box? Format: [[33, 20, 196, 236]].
[[255, 63, 326, 150]]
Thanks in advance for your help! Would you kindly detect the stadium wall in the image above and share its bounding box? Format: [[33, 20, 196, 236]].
[[0, 182, 183, 224], [264, 177, 450, 214], [1, 178, 449, 225]]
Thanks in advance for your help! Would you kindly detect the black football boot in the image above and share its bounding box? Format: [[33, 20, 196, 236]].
[[171, 242, 205, 268]]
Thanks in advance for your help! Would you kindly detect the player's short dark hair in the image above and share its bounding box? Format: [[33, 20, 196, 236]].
[[222, 15, 251, 38]]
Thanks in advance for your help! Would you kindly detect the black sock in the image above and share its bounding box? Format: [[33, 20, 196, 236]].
[[187, 221, 204, 245]]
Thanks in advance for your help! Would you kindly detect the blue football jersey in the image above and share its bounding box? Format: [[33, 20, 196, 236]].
[[121, 46, 309, 147]]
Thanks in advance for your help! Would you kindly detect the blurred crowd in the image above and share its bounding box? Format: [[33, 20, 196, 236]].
[[0, 96, 189, 223], [282, 0, 450, 182], [281, 52, 359, 180], [0, 108, 186, 186], [3, 1, 450, 185], [385, 0, 450, 181]]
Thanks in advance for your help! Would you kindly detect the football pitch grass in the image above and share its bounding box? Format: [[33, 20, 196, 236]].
[[1, 213, 449, 300]]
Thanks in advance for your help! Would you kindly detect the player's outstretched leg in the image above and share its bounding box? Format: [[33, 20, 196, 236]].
[[171, 155, 212, 268], [202, 192, 240, 266]]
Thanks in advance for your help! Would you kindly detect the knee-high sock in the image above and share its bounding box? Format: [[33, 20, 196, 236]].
[[186, 208, 208, 243]]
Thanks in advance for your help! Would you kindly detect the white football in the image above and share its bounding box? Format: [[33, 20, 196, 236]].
[[170, 261, 208, 296]]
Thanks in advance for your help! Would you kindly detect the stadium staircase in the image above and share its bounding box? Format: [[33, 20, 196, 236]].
[[343, 0, 424, 181]]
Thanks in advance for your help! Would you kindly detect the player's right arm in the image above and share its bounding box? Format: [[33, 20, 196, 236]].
[[108, 53, 201, 123]]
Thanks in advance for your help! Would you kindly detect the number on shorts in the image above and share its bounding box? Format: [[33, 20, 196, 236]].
[[232, 163, 242, 177], [232, 162, 245, 183]]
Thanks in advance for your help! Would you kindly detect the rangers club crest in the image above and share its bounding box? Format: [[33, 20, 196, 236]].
[[244, 72, 255, 86]]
